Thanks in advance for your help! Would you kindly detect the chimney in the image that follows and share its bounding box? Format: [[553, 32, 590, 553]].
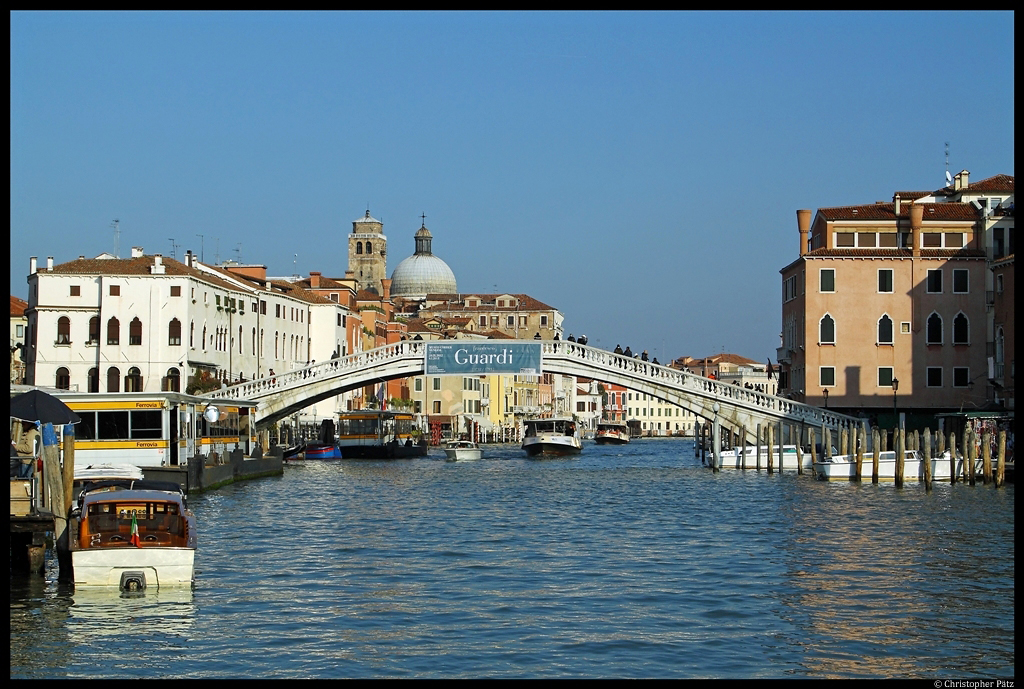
[[184, 250, 192, 268], [30, 257, 37, 275], [310, 271, 321, 289], [47, 256, 54, 270], [910, 203, 924, 257], [131, 246, 144, 258], [381, 278, 392, 301], [954, 169, 970, 191], [796, 209, 811, 256], [150, 254, 165, 274], [893, 194, 901, 216]]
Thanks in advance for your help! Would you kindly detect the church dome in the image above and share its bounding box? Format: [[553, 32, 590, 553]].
[[389, 222, 457, 297]]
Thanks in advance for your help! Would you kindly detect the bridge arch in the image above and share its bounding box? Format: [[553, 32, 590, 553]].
[[206, 341, 860, 440]]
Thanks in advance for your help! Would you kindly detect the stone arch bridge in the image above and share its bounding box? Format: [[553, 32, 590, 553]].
[[206, 341, 859, 443]]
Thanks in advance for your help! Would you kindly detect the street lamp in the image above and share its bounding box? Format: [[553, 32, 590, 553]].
[[823, 388, 828, 409], [892, 377, 899, 424]]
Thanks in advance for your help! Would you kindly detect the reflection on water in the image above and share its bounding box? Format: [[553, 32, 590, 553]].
[[10, 439, 1015, 678]]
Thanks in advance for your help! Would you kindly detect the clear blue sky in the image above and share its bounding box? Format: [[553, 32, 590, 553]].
[[10, 11, 1015, 363]]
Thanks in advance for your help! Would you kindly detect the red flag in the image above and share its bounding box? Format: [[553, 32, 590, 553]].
[[130, 513, 142, 547]]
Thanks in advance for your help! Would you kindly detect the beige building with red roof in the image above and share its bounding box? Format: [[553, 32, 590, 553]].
[[777, 171, 1013, 425]]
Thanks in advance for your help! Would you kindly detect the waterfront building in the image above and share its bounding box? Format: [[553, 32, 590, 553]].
[[11, 295, 28, 384], [991, 253, 1014, 410], [777, 172, 1013, 425], [624, 390, 695, 436], [601, 382, 628, 423], [23, 249, 348, 406]]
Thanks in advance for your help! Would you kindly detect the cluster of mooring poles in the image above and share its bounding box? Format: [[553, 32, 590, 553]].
[[694, 421, 1010, 490]]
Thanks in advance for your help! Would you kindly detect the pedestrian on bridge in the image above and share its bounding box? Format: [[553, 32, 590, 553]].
[[614, 344, 623, 354]]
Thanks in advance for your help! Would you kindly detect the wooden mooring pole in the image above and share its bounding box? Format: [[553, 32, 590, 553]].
[[948, 431, 957, 485], [922, 427, 932, 491], [895, 428, 905, 488], [982, 431, 992, 485], [767, 424, 774, 474], [855, 425, 865, 481], [871, 428, 880, 483], [995, 430, 1006, 488], [756, 423, 762, 471], [740, 425, 747, 470]]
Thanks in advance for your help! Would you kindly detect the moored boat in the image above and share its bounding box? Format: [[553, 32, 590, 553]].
[[713, 445, 806, 470], [444, 440, 482, 461], [69, 479, 197, 591], [595, 422, 630, 445], [335, 410, 428, 459], [73, 463, 145, 500], [522, 417, 582, 457], [813, 450, 978, 481], [302, 443, 342, 460]]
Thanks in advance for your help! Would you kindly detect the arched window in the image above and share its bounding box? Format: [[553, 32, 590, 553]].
[[239, 326, 243, 354], [190, 321, 195, 348], [107, 317, 120, 345], [163, 367, 180, 392], [88, 316, 100, 344], [365, 241, 372, 254], [252, 327, 256, 355], [952, 313, 969, 345], [57, 316, 71, 344], [125, 366, 143, 392], [107, 366, 120, 392], [168, 318, 182, 346], [819, 314, 835, 344], [275, 332, 279, 358], [129, 317, 143, 345], [202, 325, 207, 350], [877, 314, 893, 345], [55, 367, 70, 390], [88, 367, 99, 393], [926, 312, 943, 345], [356, 241, 363, 255]]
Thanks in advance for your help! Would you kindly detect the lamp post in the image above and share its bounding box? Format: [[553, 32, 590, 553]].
[[823, 388, 828, 409], [892, 378, 899, 426]]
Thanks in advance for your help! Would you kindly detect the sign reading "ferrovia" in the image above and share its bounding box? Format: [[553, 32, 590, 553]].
[[425, 342, 542, 375]]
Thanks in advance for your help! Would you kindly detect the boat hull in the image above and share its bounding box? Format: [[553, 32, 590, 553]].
[[302, 443, 342, 460], [595, 434, 630, 445], [522, 436, 582, 456], [444, 448, 482, 461], [72, 547, 195, 589], [713, 445, 808, 470], [813, 452, 978, 481]]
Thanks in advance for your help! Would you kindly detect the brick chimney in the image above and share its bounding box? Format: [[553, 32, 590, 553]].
[[910, 203, 924, 257], [310, 271, 321, 289], [797, 209, 812, 256], [381, 278, 392, 301]]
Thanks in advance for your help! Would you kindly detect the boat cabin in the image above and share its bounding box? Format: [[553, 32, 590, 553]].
[[73, 481, 195, 551]]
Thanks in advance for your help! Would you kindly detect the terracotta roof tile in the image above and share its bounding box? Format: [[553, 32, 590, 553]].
[[10, 295, 28, 316], [818, 202, 978, 222]]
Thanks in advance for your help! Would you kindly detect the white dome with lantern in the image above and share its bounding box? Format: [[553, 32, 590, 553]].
[[389, 221, 457, 298]]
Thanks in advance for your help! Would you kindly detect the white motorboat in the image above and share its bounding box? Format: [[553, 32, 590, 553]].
[[69, 479, 197, 591], [522, 417, 582, 457], [444, 440, 482, 461], [712, 444, 807, 470], [813, 450, 978, 481], [595, 422, 630, 445]]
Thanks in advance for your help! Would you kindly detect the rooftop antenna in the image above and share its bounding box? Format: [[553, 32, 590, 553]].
[[168, 238, 180, 259], [213, 238, 220, 264], [111, 219, 121, 258], [293, 253, 298, 277], [234, 243, 242, 263], [945, 141, 952, 187]]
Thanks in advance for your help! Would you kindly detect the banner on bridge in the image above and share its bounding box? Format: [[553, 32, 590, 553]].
[[425, 342, 542, 375]]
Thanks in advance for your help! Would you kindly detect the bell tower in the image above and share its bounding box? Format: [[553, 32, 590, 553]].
[[348, 210, 387, 294]]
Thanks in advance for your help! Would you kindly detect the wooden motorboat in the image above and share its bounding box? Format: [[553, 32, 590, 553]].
[[69, 479, 197, 591], [595, 422, 630, 445]]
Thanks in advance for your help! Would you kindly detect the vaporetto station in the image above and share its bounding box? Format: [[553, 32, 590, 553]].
[[207, 340, 860, 452]]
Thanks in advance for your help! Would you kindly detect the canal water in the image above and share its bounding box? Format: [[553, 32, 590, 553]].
[[10, 438, 1015, 678]]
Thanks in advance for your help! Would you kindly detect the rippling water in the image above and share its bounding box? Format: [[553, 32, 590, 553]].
[[10, 438, 1015, 678]]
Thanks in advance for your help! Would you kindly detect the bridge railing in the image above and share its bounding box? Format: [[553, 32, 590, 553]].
[[542, 341, 858, 428], [206, 340, 426, 401]]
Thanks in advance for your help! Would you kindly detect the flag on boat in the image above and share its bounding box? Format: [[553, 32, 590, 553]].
[[377, 383, 387, 410], [130, 512, 142, 547], [767, 359, 775, 380]]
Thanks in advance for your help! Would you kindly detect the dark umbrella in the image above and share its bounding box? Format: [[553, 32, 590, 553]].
[[9, 389, 81, 425]]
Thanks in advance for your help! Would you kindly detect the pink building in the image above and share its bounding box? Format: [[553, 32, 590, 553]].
[[778, 180, 1005, 424]]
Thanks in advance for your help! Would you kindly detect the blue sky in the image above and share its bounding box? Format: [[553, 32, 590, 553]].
[[10, 11, 1014, 363]]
